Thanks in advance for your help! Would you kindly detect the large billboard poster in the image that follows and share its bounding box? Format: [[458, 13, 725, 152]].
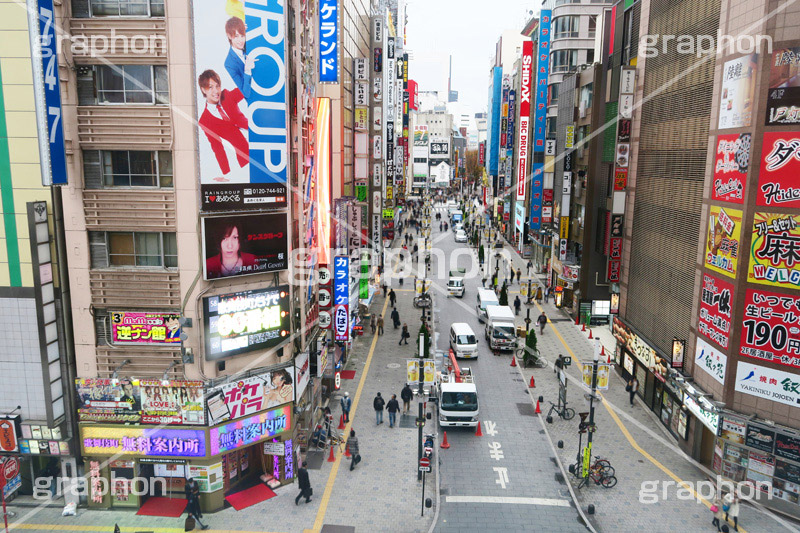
[[740, 288, 800, 370], [712, 134, 750, 204], [766, 47, 800, 126], [748, 212, 800, 289], [193, 0, 288, 210], [205, 368, 295, 425], [698, 274, 734, 349], [202, 213, 288, 280], [532, 10, 551, 153], [757, 131, 800, 209], [704, 205, 742, 278], [516, 40, 532, 202], [111, 312, 181, 345]]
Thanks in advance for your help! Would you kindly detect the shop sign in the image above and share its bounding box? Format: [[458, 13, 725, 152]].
[[759, 132, 800, 208], [81, 426, 206, 457], [406, 360, 435, 384], [776, 459, 800, 484], [333, 256, 349, 341], [614, 167, 628, 190], [1, 457, 21, 497], [562, 265, 579, 282], [748, 212, 800, 288], [694, 337, 727, 385], [682, 393, 719, 434], [187, 462, 223, 493], [354, 57, 368, 80], [718, 54, 757, 130], [612, 317, 656, 370], [206, 367, 295, 426], [76, 379, 142, 423], [775, 432, 800, 463], [622, 352, 635, 375], [354, 108, 368, 130], [139, 380, 205, 425], [748, 450, 775, 476], [0, 416, 19, 453], [720, 417, 746, 444], [606, 258, 621, 283], [698, 274, 733, 349], [318, 0, 339, 83], [765, 47, 800, 125], [745, 424, 776, 453], [210, 405, 292, 456], [735, 360, 800, 409], [373, 47, 382, 72], [317, 345, 329, 378], [110, 312, 181, 345], [263, 441, 285, 455], [739, 288, 800, 369], [202, 285, 291, 360], [581, 363, 610, 390], [712, 134, 749, 204], [617, 118, 631, 143], [294, 352, 310, 400], [704, 205, 742, 279]]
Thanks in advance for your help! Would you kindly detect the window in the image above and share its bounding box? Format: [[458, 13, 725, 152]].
[[586, 49, 595, 65], [588, 15, 597, 38], [580, 83, 593, 111], [83, 150, 173, 188], [456, 335, 477, 345], [89, 231, 177, 268], [89, 0, 164, 16], [441, 392, 478, 412], [82, 65, 168, 105], [551, 50, 578, 73], [553, 15, 579, 39], [622, 9, 634, 64], [549, 83, 559, 104]]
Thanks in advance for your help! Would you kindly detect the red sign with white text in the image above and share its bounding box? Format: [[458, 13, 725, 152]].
[[516, 40, 533, 201], [698, 274, 734, 349], [740, 288, 800, 370], [758, 131, 800, 209], [713, 133, 749, 204]]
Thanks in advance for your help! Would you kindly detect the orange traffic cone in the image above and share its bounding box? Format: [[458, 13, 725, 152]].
[[338, 414, 345, 430], [588, 329, 593, 339], [475, 422, 483, 437], [575, 314, 580, 325], [581, 323, 586, 332], [529, 376, 536, 388], [327, 444, 336, 462], [344, 444, 351, 457], [608, 353, 612, 364], [535, 400, 541, 414], [600, 345, 605, 356], [510, 356, 517, 367], [441, 431, 451, 449]]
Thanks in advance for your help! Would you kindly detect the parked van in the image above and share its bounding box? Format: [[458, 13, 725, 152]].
[[449, 323, 478, 359], [476, 289, 499, 323], [484, 305, 517, 351]]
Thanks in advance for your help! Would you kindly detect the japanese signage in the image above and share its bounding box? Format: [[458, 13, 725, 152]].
[[704, 205, 742, 278], [757, 132, 800, 208], [718, 54, 758, 129], [193, 0, 288, 210], [187, 462, 224, 493], [355, 58, 368, 80], [748, 212, 800, 288], [333, 256, 350, 341], [355, 82, 368, 106], [202, 213, 288, 280], [740, 288, 800, 370], [206, 367, 295, 425], [110, 312, 181, 345], [77, 379, 205, 425], [202, 285, 291, 360], [0, 416, 19, 453], [294, 352, 310, 400], [81, 426, 206, 458], [745, 423, 776, 453], [713, 134, 750, 204], [532, 11, 551, 154], [530, 163, 544, 231], [776, 432, 800, 462], [373, 47, 382, 72], [766, 47, 800, 125], [694, 337, 727, 385], [617, 119, 631, 143], [612, 317, 657, 370], [319, 0, 339, 83], [77, 379, 142, 423], [406, 360, 435, 384], [698, 274, 733, 349], [735, 360, 800, 409], [210, 404, 291, 456], [682, 393, 719, 434], [430, 142, 449, 156], [517, 39, 533, 202], [354, 108, 368, 130], [139, 380, 205, 425], [720, 417, 746, 444]]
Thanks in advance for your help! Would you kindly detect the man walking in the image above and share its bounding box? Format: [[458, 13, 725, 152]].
[[386, 394, 400, 428], [401, 383, 413, 414], [399, 324, 410, 345], [340, 391, 352, 423], [537, 312, 548, 335], [184, 478, 209, 530], [391, 307, 401, 329], [516, 268, 522, 284], [627, 376, 639, 406], [347, 430, 360, 471], [295, 461, 312, 505], [377, 315, 384, 335], [544, 286, 551, 303], [373, 392, 385, 425], [389, 288, 397, 307]]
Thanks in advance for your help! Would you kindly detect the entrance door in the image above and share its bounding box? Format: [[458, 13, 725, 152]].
[[699, 426, 716, 467]]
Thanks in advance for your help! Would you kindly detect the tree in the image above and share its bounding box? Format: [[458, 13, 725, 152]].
[[523, 330, 538, 367], [465, 149, 482, 183], [499, 282, 509, 306], [478, 245, 485, 264]]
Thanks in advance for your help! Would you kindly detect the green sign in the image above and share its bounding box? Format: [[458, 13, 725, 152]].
[[359, 255, 369, 299], [383, 208, 394, 219], [356, 185, 368, 202]]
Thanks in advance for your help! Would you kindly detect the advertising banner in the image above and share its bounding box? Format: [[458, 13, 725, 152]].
[[319, 0, 339, 83], [529, 163, 543, 231], [80, 426, 206, 457], [516, 40, 533, 201], [193, 0, 288, 210], [704, 205, 742, 278], [76, 379, 142, 423], [757, 131, 800, 208], [430, 142, 449, 157], [139, 380, 205, 425], [333, 256, 350, 341], [37, 0, 68, 185], [294, 352, 310, 400], [718, 54, 757, 129], [110, 312, 181, 345], [698, 274, 733, 349], [209, 404, 291, 456], [205, 367, 295, 425], [202, 285, 291, 360], [532, 11, 551, 153], [0, 417, 19, 453], [748, 212, 800, 288], [740, 288, 800, 370], [406, 360, 435, 384], [202, 213, 288, 281], [766, 47, 800, 125], [712, 134, 750, 204], [694, 337, 727, 385]]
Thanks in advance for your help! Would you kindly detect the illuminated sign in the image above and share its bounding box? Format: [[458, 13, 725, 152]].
[[333, 256, 350, 341], [80, 426, 206, 458], [203, 286, 290, 360], [205, 367, 295, 425], [111, 312, 181, 345], [209, 404, 291, 455], [319, 0, 339, 83]]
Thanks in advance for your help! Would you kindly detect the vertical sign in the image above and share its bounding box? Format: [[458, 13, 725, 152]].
[[319, 0, 339, 83], [516, 40, 533, 201], [333, 256, 349, 341], [530, 10, 551, 230], [36, 0, 68, 185]]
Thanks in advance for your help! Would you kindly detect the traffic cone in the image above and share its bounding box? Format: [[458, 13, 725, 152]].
[[475, 422, 483, 437], [581, 323, 586, 332], [344, 444, 351, 457], [608, 353, 612, 364], [529, 376, 536, 388], [338, 414, 345, 430], [588, 329, 593, 339], [535, 400, 541, 414], [441, 431, 451, 449], [510, 356, 517, 367], [327, 444, 336, 462], [575, 314, 580, 325], [600, 345, 605, 356]]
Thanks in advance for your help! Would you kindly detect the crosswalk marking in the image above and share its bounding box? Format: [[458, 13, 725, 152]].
[[445, 495, 571, 507]]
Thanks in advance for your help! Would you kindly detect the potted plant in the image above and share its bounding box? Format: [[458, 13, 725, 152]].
[[499, 282, 509, 306], [522, 329, 538, 367]]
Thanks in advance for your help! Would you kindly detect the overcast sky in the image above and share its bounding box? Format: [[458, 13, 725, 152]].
[[405, 0, 538, 119]]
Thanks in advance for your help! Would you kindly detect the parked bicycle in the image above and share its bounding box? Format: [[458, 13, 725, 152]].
[[570, 456, 614, 479], [571, 457, 617, 488], [515, 345, 547, 368], [546, 400, 575, 421]]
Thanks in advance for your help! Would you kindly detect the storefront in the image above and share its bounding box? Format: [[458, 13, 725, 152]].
[[549, 257, 575, 310]]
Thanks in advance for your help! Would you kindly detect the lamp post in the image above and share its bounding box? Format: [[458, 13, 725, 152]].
[[583, 339, 600, 480]]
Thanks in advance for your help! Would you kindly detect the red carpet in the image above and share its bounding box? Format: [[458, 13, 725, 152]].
[[225, 483, 276, 510], [136, 496, 187, 517], [341, 370, 357, 379]]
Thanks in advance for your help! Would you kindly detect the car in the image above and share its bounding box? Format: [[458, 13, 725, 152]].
[[454, 230, 467, 242]]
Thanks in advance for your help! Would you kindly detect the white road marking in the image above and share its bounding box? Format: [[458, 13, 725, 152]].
[[488, 441, 505, 460], [446, 495, 571, 507], [483, 420, 498, 436], [493, 466, 509, 489]]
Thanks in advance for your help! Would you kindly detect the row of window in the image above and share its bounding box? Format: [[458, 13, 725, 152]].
[[89, 231, 177, 269], [73, 0, 164, 17], [78, 65, 168, 106], [552, 15, 597, 40]]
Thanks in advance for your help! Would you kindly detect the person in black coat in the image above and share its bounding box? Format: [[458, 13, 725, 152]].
[[391, 308, 401, 329], [295, 462, 312, 505], [184, 478, 209, 530], [401, 384, 413, 414]]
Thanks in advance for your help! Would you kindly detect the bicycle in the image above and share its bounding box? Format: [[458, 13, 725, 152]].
[[572, 458, 617, 488], [546, 401, 575, 421], [515, 346, 547, 368], [570, 457, 614, 479]]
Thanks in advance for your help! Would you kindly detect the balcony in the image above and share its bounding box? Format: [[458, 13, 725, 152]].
[[68, 18, 167, 64], [77, 106, 172, 150], [83, 189, 176, 231], [89, 269, 181, 309]]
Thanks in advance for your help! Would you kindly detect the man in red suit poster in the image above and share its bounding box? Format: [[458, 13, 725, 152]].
[[198, 69, 248, 180]]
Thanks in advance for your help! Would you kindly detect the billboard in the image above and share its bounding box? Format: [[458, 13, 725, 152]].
[[757, 131, 800, 209], [532, 11, 551, 153], [748, 212, 800, 289], [766, 47, 800, 125], [139, 380, 205, 425], [205, 367, 295, 425], [694, 337, 727, 385], [37, 0, 68, 185], [193, 0, 288, 210], [333, 256, 350, 341], [712, 134, 750, 204], [81, 426, 206, 458], [202, 213, 288, 280], [718, 54, 758, 129], [517, 39, 533, 201], [698, 274, 734, 349], [704, 205, 742, 278], [202, 285, 291, 360], [740, 288, 800, 370], [76, 378, 141, 423], [110, 312, 181, 345], [209, 404, 291, 455], [319, 0, 339, 83]]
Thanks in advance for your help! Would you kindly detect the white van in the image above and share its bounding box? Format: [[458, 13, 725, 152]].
[[476, 289, 499, 323], [449, 323, 478, 359]]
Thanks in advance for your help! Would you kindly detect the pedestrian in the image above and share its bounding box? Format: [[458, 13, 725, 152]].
[[401, 383, 413, 414], [535, 286, 543, 304], [514, 295, 521, 315], [346, 429, 361, 471], [389, 288, 396, 307], [544, 286, 551, 303], [340, 391, 352, 423], [370, 314, 376, 334], [516, 268, 522, 284], [400, 323, 410, 345], [481, 277, 487, 288], [626, 376, 639, 406], [537, 312, 548, 335], [373, 392, 385, 425], [391, 307, 400, 329], [184, 478, 209, 530], [382, 283, 387, 298], [377, 315, 384, 335], [723, 492, 739, 531], [554, 354, 565, 374], [387, 394, 400, 428], [527, 260, 533, 275], [295, 461, 312, 505], [711, 495, 724, 531]]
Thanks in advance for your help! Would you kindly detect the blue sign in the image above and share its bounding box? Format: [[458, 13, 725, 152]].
[[529, 163, 544, 231], [38, 0, 68, 185], [532, 9, 551, 154], [487, 67, 502, 176], [333, 256, 349, 305], [319, 0, 339, 83]]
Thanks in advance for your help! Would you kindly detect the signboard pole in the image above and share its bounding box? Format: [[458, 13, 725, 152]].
[[421, 470, 426, 517], [1, 473, 7, 533], [585, 341, 600, 478]]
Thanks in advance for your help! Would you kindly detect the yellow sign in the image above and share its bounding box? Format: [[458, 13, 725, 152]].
[[407, 360, 435, 384], [383, 208, 395, 218], [748, 212, 800, 289], [582, 363, 610, 390], [582, 445, 592, 476], [415, 279, 432, 294], [560, 217, 569, 240], [386, 186, 393, 200], [354, 108, 368, 130], [704, 205, 742, 279], [565, 125, 575, 149]]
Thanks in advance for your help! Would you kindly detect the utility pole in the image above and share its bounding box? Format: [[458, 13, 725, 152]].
[[583, 339, 600, 479]]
